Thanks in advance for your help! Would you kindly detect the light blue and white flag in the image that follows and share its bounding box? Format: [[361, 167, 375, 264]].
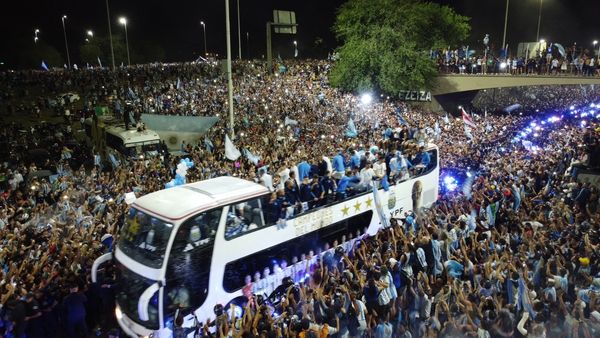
[[176, 78, 182, 90], [243, 148, 260, 165], [97, 56, 103, 68], [127, 87, 138, 100], [204, 137, 214, 152], [108, 153, 120, 169], [443, 114, 450, 124], [225, 135, 241, 161], [372, 186, 390, 229], [345, 118, 357, 138], [41, 61, 49, 71], [284, 116, 298, 126]]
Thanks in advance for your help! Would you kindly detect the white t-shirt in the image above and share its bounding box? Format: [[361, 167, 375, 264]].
[[278, 168, 290, 190], [373, 162, 386, 178], [260, 173, 274, 192], [359, 168, 375, 186]]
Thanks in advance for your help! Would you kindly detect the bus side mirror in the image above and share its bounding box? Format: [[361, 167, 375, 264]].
[[138, 283, 160, 321], [91, 252, 113, 283]]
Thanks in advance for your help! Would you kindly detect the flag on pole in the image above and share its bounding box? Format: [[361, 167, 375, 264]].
[[97, 56, 103, 68], [41, 61, 49, 71], [397, 115, 408, 125], [204, 137, 214, 152], [176, 78, 182, 90], [372, 186, 390, 229], [243, 148, 260, 165], [345, 118, 357, 138], [284, 116, 298, 126], [224, 135, 241, 161], [518, 277, 537, 319], [461, 107, 477, 129]]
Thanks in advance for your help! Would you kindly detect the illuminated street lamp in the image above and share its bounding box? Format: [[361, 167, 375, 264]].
[[293, 40, 298, 58], [34, 28, 40, 43], [86, 30, 93, 42], [61, 15, 71, 69], [200, 21, 207, 57], [119, 17, 131, 66]]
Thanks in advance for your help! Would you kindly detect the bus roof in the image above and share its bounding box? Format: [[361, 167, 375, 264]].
[[117, 129, 161, 147], [85, 117, 160, 146], [132, 176, 269, 221]]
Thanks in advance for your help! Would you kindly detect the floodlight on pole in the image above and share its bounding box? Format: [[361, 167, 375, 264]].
[[61, 15, 71, 69], [200, 21, 207, 57], [105, 0, 116, 70], [119, 17, 131, 66], [87, 30, 94, 37], [225, 0, 235, 138], [536, 0, 543, 42]]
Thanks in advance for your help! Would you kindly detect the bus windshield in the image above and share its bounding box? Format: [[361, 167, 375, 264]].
[[118, 207, 173, 268], [116, 263, 159, 329]]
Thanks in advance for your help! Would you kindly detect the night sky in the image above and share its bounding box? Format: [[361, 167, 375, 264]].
[[1, 0, 599, 66]]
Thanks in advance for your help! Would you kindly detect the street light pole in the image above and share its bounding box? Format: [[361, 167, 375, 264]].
[[61, 15, 71, 69], [502, 0, 509, 56], [225, 0, 235, 138], [237, 0, 242, 59], [119, 17, 131, 66], [246, 32, 250, 59], [293, 40, 298, 58], [536, 0, 543, 42], [105, 0, 116, 70], [200, 21, 207, 57], [34, 29, 40, 44]]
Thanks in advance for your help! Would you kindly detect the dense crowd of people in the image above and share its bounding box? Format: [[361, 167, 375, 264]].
[[0, 58, 599, 338], [434, 44, 600, 76], [471, 84, 600, 114]]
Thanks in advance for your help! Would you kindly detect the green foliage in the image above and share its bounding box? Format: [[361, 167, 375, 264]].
[[330, 0, 470, 93], [79, 35, 128, 66]]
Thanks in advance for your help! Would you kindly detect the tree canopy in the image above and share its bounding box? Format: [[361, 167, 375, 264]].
[[329, 0, 470, 94]]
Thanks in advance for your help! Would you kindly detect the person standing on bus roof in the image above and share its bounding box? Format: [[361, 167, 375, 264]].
[[258, 168, 274, 192], [298, 157, 311, 181], [332, 149, 346, 179], [320, 171, 337, 204], [350, 148, 361, 169]]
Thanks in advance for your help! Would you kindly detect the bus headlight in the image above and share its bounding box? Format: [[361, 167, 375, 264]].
[[115, 305, 123, 320]]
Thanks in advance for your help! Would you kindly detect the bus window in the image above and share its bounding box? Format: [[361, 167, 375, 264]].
[[118, 208, 174, 268], [115, 262, 160, 329], [224, 197, 265, 239], [222, 210, 373, 293], [106, 132, 124, 153], [164, 208, 223, 318]]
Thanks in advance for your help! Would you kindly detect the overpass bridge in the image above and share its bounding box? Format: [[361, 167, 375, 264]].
[[420, 74, 600, 113], [432, 74, 600, 95]]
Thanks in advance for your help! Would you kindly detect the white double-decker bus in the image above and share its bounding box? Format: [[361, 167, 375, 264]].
[[92, 144, 440, 337]]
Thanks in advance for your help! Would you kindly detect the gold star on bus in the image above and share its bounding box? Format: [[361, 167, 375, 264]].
[[365, 197, 373, 208], [341, 205, 350, 216], [353, 201, 361, 212]]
